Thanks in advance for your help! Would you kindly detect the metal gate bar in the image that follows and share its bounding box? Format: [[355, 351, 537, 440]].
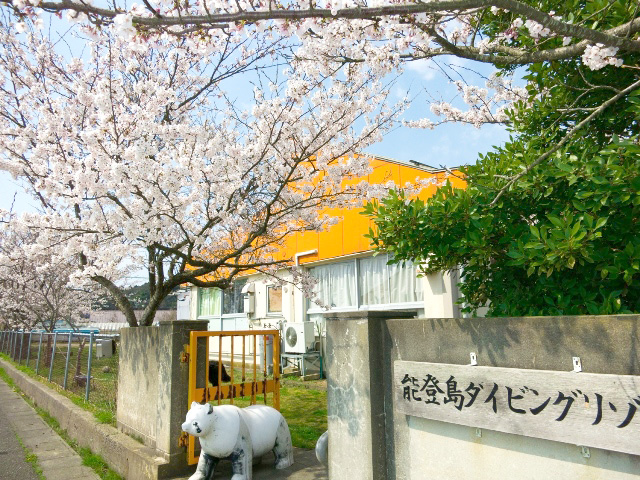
[[186, 329, 280, 465]]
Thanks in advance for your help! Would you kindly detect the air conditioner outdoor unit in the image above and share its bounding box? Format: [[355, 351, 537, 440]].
[[284, 322, 316, 354]]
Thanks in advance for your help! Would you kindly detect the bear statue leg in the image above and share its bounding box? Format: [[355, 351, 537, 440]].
[[202, 453, 219, 480], [189, 452, 219, 480], [230, 435, 252, 480], [273, 416, 294, 469]]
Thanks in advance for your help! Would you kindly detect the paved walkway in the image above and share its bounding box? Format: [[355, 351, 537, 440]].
[[0, 383, 39, 480], [173, 447, 328, 480], [0, 378, 100, 480]]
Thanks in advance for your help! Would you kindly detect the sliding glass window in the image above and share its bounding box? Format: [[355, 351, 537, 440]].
[[308, 254, 423, 313]]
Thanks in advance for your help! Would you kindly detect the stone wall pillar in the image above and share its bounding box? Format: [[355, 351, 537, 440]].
[[117, 319, 208, 477], [324, 311, 416, 480]]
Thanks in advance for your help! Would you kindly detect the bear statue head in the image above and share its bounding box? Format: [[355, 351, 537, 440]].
[[181, 401, 214, 437]]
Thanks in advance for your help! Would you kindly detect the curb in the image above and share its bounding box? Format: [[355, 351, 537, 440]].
[[0, 358, 179, 480]]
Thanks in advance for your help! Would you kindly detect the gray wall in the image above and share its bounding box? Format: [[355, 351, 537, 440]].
[[325, 313, 640, 480], [117, 326, 160, 446], [117, 320, 208, 477]]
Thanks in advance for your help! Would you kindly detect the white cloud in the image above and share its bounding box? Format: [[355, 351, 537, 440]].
[[406, 59, 437, 81], [392, 85, 409, 100]]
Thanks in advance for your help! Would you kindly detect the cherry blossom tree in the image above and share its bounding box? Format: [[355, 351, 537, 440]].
[[0, 215, 92, 331], [1, 1, 637, 325], [0, 13, 402, 326]]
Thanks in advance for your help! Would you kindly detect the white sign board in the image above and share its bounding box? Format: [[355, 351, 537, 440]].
[[394, 361, 640, 456]]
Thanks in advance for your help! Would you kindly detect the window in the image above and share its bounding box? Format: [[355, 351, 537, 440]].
[[198, 288, 221, 317], [308, 254, 423, 313], [267, 286, 283, 313], [388, 259, 424, 303], [309, 260, 356, 308], [222, 279, 246, 315], [358, 255, 390, 305], [359, 254, 424, 305], [198, 278, 247, 319]]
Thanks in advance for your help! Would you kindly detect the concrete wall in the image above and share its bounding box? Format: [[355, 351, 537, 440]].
[[117, 326, 160, 446], [324, 313, 640, 480], [117, 320, 208, 477], [324, 311, 417, 480]]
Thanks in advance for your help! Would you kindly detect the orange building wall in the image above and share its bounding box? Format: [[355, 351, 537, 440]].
[[278, 158, 466, 266]]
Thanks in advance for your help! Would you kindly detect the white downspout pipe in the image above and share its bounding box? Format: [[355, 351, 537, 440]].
[[292, 250, 318, 324]]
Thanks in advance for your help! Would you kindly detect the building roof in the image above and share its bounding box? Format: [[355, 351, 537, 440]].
[[370, 155, 456, 173]]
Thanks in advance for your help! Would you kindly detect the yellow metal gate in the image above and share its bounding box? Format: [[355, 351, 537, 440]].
[[185, 329, 281, 465]]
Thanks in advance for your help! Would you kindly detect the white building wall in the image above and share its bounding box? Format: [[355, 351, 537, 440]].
[[176, 289, 191, 320], [232, 271, 296, 329], [422, 270, 461, 318]]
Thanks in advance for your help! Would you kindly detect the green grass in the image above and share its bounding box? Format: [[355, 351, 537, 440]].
[[0, 352, 116, 426], [78, 448, 123, 480], [16, 434, 46, 480], [280, 386, 327, 448], [0, 361, 17, 387], [0, 364, 123, 480], [23, 341, 119, 415]]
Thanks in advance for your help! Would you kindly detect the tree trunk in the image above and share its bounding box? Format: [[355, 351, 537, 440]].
[[140, 290, 165, 326]]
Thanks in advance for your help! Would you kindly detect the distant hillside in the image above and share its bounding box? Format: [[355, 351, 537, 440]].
[[92, 282, 178, 311]]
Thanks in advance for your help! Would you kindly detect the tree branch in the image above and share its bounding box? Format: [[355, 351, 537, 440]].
[[23, 0, 640, 54]]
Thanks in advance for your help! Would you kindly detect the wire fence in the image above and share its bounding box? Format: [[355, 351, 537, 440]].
[[0, 329, 118, 413]]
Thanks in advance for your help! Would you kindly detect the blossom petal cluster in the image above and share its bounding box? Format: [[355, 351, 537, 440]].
[[582, 44, 624, 70], [0, 213, 92, 330], [405, 73, 528, 129]]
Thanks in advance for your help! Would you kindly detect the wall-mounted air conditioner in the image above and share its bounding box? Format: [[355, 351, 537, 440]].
[[284, 322, 315, 354]]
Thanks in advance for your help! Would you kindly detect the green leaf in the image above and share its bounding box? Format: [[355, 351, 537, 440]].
[[570, 222, 581, 237], [547, 215, 564, 228], [556, 162, 573, 173], [594, 217, 608, 230], [529, 224, 540, 239]]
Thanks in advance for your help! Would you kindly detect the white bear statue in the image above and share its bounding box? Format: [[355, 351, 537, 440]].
[[181, 402, 294, 480]]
